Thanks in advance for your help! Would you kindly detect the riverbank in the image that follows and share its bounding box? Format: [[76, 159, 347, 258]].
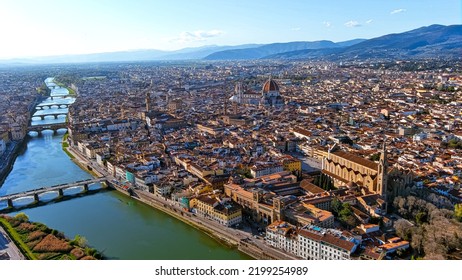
[[52, 79, 76, 96], [0, 140, 25, 187], [0, 213, 102, 260]]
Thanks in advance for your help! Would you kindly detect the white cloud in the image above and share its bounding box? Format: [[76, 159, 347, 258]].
[[390, 9, 406, 14], [366, 19, 373, 24], [170, 29, 224, 43], [344, 20, 361, 28], [291, 27, 301, 31], [323, 21, 332, 28]]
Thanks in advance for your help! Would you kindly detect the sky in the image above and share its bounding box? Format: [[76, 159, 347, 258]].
[[0, 0, 460, 59]]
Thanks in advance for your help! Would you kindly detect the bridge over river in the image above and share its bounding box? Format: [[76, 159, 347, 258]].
[[35, 103, 71, 110], [0, 177, 109, 212], [28, 123, 68, 136]]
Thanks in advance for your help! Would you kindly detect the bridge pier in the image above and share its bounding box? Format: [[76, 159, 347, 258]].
[[58, 189, 64, 197], [7, 199, 13, 208], [83, 184, 89, 192], [33, 193, 39, 203]]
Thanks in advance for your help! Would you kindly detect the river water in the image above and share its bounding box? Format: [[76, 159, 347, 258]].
[[0, 78, 249, 260]]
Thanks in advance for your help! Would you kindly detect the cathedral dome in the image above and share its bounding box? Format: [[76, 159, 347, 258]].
[[262, 78, 279, 93]]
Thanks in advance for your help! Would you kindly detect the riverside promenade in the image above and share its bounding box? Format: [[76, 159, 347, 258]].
[[65, 145, 299, 260]]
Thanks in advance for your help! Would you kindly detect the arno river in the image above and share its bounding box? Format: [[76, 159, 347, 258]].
[[0, 78, 249, 260]]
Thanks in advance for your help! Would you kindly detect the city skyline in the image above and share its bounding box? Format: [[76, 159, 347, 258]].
[[0, 0, 460, 59]]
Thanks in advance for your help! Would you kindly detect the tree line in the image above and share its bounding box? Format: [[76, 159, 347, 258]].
[[393, 196, 462, 259]]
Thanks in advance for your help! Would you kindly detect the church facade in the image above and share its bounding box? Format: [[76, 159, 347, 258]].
[[321, 143, 414, 205]]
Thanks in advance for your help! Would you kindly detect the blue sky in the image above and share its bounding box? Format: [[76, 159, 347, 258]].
[[0, 0, 460, 58]]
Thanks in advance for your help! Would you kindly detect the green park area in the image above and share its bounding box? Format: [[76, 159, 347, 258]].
[[0, 213, 102, 260]]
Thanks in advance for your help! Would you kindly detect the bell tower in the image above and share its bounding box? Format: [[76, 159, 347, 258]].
[[376, 141, 388, 196], [145, 80, 153, 112], [273, 197, 282, 221]]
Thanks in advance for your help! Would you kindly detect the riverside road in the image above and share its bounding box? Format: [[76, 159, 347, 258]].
[[67, 145, 299, 260]]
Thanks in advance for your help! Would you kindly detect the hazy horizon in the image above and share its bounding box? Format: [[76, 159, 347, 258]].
[[1, 0, 460, 60]]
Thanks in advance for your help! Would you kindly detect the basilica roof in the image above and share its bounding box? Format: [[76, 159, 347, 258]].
[[262, 78, 279, 93]]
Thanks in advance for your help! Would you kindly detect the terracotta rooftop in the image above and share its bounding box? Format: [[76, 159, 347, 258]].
[[262, 78, 280, 93], [298, 229, 355, 252], [300, 179, 326, 194], [332, 151, 379, 170]]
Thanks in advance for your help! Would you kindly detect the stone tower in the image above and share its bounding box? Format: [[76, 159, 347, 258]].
[[145, 80, 153, 112], [273, 197, 282, 221], [376, 142, 388, 197]]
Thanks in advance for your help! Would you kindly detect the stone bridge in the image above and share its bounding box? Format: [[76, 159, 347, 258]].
[[0, 177, 109, 211]]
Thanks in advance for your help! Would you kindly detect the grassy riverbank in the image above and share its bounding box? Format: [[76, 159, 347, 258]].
[[0, 213, 102, 260], [0, 215, 36, 260], [61, 133, 75, 159]]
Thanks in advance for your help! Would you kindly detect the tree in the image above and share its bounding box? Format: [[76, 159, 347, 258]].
[[415, 211, 427, 225], [455, 204, 462, 222], [448, 139, 462, 149], [327, 176, 334, 190], [393, 196, 407, 217], [339, 203, 352, 217], [313, 175, 319, 186], [394, 219, 412, 241], [411, 227, 424, 256], [342, 215, 357, 228], [316, 173, 334, 191], [15, 212, 29, 223], [369, 153, 380, 161], [71, 235, 88, 247], [331, 197, 342, 216], [338, 203, 357, 228]]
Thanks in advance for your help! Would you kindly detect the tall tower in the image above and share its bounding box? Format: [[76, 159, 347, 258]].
[[376, 141, 388, 196], [145, 80, 153, 112], [235, 82, 243, 104]]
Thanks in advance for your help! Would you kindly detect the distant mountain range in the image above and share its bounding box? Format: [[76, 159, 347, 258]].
[[203, 39, 365, 60], [265, 24, 462, 60], [1, 44, 263, 65], [1, 24, 460, 65]]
